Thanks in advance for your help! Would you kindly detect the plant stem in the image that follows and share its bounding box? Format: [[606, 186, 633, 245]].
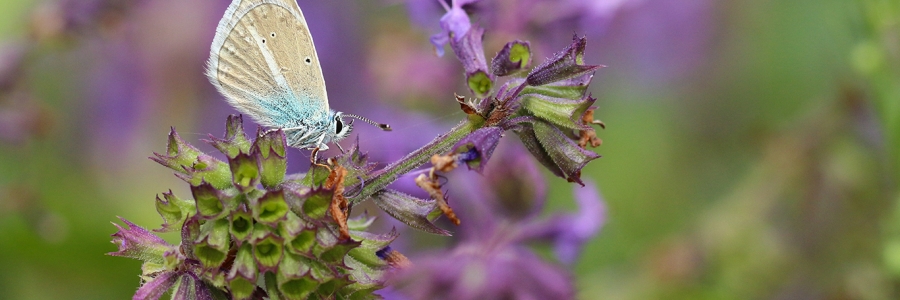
[[348, 118, 480, 204]]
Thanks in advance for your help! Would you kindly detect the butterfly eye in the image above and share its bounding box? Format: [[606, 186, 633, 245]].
[[304, 56, 312, 65], [335, 118, 343, 135]]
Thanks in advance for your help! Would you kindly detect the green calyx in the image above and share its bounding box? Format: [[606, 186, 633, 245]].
[[467, 71, 494, 98]]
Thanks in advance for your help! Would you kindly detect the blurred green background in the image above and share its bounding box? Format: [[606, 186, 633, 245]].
[[0, 0, 898, 299]]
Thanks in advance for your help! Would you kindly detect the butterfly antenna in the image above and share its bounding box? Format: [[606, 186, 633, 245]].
[[345, 114, 391, 131]]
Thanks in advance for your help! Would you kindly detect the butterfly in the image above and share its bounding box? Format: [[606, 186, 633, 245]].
[[206, 0, 389, 156]]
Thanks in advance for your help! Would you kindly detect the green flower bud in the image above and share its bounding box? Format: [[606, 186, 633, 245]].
[[252, 128, 288, 189], [314, 227, 361, 263], [512, 119, 600, 185], [190, 182, 226, 219], [254, 190, 289, 226], [277, 252, 317, 300], [491, 40, 531, 76], [526, 35, 603, 86], [227, 243, 258, 300], [299, 188, 333, 221], [155, 190, 194, 232], [229, 152, 260, 191], [229, 208, 253, 243], [208, 114, 252, 159], [467, 70, 493, 98], [251, 225, 284, 272], [151, 128, 202, 173], [194, 218, 230, 268]]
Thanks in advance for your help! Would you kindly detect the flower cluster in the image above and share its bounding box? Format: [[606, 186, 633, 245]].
[[111, 116, 398, 299]]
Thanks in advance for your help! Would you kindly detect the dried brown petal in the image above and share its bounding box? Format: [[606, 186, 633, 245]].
[[325, 165, 350, 240], [415, 173, 460, 226]]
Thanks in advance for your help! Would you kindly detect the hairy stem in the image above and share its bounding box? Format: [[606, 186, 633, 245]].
[[348, 117, 482, 204]]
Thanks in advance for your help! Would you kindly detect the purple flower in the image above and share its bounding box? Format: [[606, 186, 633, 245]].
[[29, 0, 150, 40], [451, 126, 502, 173], [453, 140, 547, 221], [452, 142, 605, 260], [385, 142, 604, 298], [430, 0, 480, 56], [522, 181, 606, 264], [388, 241, 575, 300]]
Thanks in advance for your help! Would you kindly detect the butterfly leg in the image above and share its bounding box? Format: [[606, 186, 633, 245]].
[[309, 134, 331, 169], [310, 147, 333, 173], [263, 128, 280, 135]]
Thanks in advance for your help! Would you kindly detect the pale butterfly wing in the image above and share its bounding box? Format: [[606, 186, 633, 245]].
[[207, 0, 331, 129]]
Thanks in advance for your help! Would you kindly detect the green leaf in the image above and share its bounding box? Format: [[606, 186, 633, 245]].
[[150, 128, 202, 173], [347, 229, 398, 268], [342, 255, 385, 294], [317, 234, 360, 264], [288, 229, 317, 255], [173, 154, 233, 190], [371, 189, 450, 236], [346, 213, 376, 231], [300, 188, 333, 220]]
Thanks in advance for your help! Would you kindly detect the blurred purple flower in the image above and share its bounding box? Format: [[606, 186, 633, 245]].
[[430, 0, 480, 56], [451, 141, 604, 263], [385, 141, 604, 298], [445, 140, 547, 240], [367, 31, 457, 106], [523, 181, 606, 264], [387, 240, 575, 300], [404, 0, 442, 30], [29, 0, 150, 40], [407, 0, 710, 89]]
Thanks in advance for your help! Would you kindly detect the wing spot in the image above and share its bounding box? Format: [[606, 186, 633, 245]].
[[304, 56, 312, 65], [262, 38, 266, 44], [270, 32, 276, 38]]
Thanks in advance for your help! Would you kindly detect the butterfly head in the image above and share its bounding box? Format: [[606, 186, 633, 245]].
[[331, 111, 353, 143]]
